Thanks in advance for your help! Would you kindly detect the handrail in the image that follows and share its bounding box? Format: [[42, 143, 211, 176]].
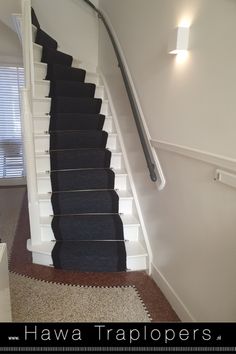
[[83, 0, 160, 183]]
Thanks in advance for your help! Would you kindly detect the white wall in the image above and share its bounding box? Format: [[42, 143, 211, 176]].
[[98, 0, 236, 321], [32, 0, 99, 71], [0, 20, 22, 65], [0, 0, 21, 31]]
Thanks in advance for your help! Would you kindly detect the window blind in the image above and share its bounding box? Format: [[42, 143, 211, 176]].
[[0, 66, 25, 178]]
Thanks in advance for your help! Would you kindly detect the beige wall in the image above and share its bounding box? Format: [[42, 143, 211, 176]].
[[99, 0, 236, 158], [99, 0, 236, 321], [0, 0, 21, 31], [0, 20, 22, 65], [32, 0, 99, 71]]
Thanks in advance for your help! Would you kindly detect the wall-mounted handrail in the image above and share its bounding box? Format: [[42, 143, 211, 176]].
[[83, 0, 164, 184]]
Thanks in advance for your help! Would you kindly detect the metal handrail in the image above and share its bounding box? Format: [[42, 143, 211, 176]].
[[83, 0, 158, 182]]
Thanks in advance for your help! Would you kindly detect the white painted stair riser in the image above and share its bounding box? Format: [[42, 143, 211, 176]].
[[37, 173, 128, 193], [35, 152, 123, 172], [35, 81, 105, 99], [34, 133, 118, 152], [40, 224, 140, 242], [33, 116, 114, 134], [38, 195, 133, 217], [33, 98, 110, 116]]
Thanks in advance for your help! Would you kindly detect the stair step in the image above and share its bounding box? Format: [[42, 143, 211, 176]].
[[40, 214, 140, 242], [32, 97, 109, 116], [34, 132, 118, 152], [37, 168, 128, 193], [34, 62, 99, 84], [38, 190, 133, 217], [27, 239, 148, 271], [35, 149, 123, 172], [35, 80, 105, 99], [33, 115, 114, 134]]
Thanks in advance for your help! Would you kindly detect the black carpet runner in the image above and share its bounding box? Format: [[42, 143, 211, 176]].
[[32, 9, 126, 272]]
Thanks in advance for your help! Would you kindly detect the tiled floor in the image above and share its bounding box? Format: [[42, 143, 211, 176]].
[[10, 189, 179, 322]]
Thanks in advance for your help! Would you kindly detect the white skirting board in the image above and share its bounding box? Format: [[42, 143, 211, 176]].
[[151, 263, 195, 322]]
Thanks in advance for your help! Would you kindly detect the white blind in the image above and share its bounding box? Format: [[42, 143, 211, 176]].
[[0, 66, 25, 178]]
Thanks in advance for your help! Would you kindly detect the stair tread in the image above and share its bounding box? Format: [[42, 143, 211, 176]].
[[28, 239, 147, 257], [33, 114, 112, 120], [37, 168, 127, 178], [35, 132, 117, 138], [38, 190, 133, 201], [35, 79, 104, 90], [34, 61, 99, 75], [40, 214, 139, 226], [36, 149, 122, 157]]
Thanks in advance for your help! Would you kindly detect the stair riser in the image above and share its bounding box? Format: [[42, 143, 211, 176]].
[[35, 153, 123, 173], [34, 134, 117, 152], [33, 116, 114, 134], [32, 251, 147, 271], [39, 197, 133, 217], [33, 99, 110, 116], [32, 26, 37, 42], [35, 81, 105, 99], [35, 63, 47, 81], [33, 44, 42, 62], [37, 173, 127, 194], [40, 224, 139, 242], [34, 63, 99, 84]]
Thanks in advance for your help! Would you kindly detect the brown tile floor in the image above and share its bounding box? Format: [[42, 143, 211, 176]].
[[10, 190, 179, 322]]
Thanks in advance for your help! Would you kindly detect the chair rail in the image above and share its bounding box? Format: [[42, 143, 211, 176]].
[[83, 0, 163, 183]]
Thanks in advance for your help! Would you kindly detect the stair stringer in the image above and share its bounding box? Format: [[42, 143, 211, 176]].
[[98, 71, 152, 274]]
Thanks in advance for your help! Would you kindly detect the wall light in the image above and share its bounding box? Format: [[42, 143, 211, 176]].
[[168, 26, 189, 55]]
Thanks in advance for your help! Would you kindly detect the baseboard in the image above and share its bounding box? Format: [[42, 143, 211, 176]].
[[151, 263, 196, 322]]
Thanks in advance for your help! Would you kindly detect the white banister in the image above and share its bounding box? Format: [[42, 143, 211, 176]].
[[21, 89, 41, 245], [21, 0, 41, 245], [21, 0, 35, 97]]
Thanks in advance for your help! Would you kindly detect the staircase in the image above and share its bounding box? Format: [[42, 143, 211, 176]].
[[25, 7, 149, 272]]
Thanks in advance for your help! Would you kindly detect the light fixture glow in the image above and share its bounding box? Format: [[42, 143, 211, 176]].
[[168, 26, 189, 55]]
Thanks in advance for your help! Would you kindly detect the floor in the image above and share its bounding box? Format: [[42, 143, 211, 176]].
[[1, 186, 179, 322]]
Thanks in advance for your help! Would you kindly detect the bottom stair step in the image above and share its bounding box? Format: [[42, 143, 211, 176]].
[[52, 241, 126, 272], [27, 240, 148, 271]]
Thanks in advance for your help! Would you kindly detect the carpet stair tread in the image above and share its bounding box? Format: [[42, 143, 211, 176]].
[[46, 63, 86, 82], [36, 28, 58, 50], [39, 190, 133, 201], [51, 190, 119, 214], [49, 148, 112, 170], [50, 168, 115, 191], [49, 130, 108, 149], [49, 114, 105, 131], [51, 214, 124, 241], [42, 47, 73, 67], [41, 214, 139, 227], [49, 81, 96, 98], [50, 97, 102, 114], [52, 241, 126, 272]]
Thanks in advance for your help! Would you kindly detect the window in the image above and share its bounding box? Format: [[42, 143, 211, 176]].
[[0, 66, 25, 179]]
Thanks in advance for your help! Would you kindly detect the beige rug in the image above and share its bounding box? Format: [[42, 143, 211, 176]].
[[10, 273, 151, 322]]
